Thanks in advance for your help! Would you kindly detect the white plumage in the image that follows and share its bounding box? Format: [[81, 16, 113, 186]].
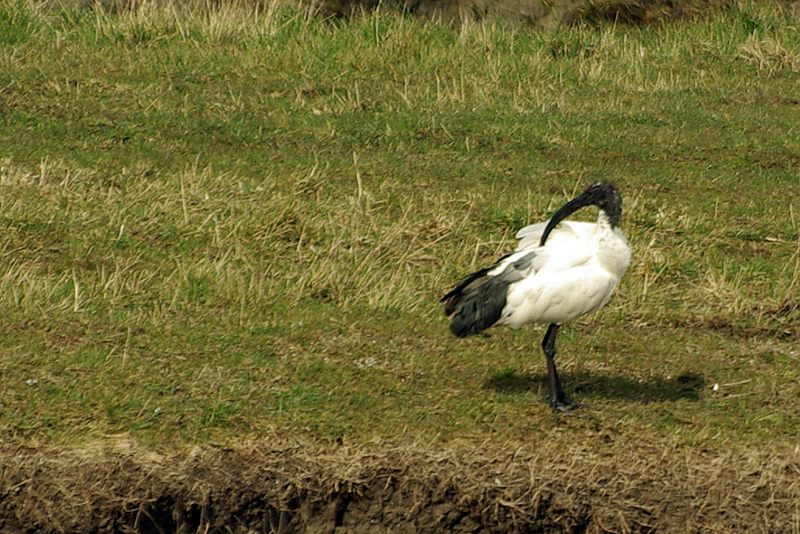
[[500, 217, 630, 328], [442, 182, 631, 410]]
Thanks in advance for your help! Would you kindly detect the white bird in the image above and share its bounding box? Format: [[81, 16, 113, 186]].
[[441, 181, 631, 410]]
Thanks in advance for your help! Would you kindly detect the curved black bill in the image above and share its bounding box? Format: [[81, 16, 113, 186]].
[[538, 192, 592, 247]]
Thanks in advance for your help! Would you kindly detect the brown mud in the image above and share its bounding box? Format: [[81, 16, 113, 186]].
[[317, 0, 735, 26], [62, 0, 737, 27], [2, 435, 798, 533]]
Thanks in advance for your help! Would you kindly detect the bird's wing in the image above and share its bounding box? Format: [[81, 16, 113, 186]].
[[514, 222, 548, 250], [503, 265, 619, 326], [515, 220, 595, 251], [514, 220, 599, 275], [441, 249, 540, 336], [442, 249, 537, 306], [501, 222, 613, 326]]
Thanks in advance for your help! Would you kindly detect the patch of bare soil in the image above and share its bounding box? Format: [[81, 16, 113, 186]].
[[318, 0, 734, 26], [71, 0, 737, 26], [668, 314, 798, 340], [2, 434, 799, 533]]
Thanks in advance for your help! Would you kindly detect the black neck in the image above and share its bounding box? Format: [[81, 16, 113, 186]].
[[539, 182, 622, 247]]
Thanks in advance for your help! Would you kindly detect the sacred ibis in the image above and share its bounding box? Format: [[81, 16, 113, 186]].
[[441, 181, 631, 410]]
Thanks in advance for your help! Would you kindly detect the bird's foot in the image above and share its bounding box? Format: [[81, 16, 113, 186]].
[[548, 396, 589, 413], [549, 397, 599, 427]]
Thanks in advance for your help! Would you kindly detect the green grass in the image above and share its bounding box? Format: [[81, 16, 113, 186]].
[[1, 0, 799, 453]]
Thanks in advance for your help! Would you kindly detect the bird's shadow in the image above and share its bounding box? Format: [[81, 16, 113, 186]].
[[485, 369, 706, 403]]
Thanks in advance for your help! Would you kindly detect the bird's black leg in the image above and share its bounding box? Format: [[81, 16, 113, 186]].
[[541, 323, 576, 410]]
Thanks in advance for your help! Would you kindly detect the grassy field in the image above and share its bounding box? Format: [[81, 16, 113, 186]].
[[1, 0, 800, 530]]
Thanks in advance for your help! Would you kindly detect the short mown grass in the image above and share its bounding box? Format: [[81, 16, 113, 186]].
[[1, 0, 799, 458]]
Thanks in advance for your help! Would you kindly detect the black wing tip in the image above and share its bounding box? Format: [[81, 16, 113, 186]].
[[449, 316, 478, 338], [442, 252, 524, 337], [444, 282, 509, 338]]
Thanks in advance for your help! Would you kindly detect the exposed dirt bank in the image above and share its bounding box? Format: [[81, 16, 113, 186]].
[[53, 0, 739, 26], [2, 434, 798, 532], [319, 0, 736, 26]]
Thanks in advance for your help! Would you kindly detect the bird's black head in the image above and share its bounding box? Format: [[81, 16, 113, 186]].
[[539, 181, 623, 246], [578, 181, 623, 227]]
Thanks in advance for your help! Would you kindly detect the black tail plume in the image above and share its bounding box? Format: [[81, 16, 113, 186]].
[[442, 251, 535, 338], [442, 272, 511, 337]]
